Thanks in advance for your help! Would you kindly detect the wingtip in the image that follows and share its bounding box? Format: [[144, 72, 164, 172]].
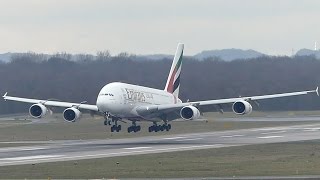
[[2, 92, 7, 98]]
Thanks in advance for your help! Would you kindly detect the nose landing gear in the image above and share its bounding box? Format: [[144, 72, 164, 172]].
[[104, 112, 122, 132]]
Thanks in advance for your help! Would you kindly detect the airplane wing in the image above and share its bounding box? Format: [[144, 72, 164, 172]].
[[2, 93, 99, 111], [136, 87, 319, 118]]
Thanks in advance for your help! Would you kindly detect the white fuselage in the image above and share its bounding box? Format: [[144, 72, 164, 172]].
[[96, 82, 181, 120]]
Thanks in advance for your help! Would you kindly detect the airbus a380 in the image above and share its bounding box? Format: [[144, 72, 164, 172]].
[[3, 44, 319, 133]]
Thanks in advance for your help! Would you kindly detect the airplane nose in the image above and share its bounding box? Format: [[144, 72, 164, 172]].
[[96, 96, 105, 111], [96, 95, 116, 112]]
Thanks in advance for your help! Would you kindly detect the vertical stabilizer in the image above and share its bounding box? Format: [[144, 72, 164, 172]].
[[164, 43, 184, 98]]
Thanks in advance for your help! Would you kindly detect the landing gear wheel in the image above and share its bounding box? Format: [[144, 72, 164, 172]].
[[133, 127, 138, 133], [128, 125, 141, 133], [135, 126, 141, 132], [111, 125, 121, 132], [161, 124, 166, 131], [154, 125, 159, 132], [117, 125, 121, 132]]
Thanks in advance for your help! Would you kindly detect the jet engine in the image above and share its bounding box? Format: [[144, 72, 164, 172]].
[[29, 103, 47, 118], [232, 100, 252, 115], [63, 107, 81, 122], [180, 105, 201, 120]]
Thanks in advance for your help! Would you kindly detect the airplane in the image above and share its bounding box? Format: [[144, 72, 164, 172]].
[[2, 43, 319, 133]]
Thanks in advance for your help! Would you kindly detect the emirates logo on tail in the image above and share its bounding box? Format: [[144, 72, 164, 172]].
[[164, 43, 184, 98]]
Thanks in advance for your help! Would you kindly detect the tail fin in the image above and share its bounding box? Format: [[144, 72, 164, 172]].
[[164, 43, 184, 98]]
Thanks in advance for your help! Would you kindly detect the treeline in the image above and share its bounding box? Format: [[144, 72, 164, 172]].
[[0, 54, 319, 114]]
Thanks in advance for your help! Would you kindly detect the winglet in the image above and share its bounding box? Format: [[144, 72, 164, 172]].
[[316, 87, 319, 96], [2, 92, 7, 98]]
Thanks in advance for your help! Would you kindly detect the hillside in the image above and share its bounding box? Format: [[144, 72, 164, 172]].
[[194, 49, 265, 61]]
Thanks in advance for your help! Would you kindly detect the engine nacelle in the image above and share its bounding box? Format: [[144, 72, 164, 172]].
[[63, 107, 81, 122], [180, 105, 201, 120], [232, 100, 253, 115], [29, 103, 47, 118]]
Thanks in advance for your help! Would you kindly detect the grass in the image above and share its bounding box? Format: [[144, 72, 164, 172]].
[[1, 140, 320, 178]]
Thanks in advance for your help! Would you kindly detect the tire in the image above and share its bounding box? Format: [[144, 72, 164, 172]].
[[162, 125, 167, 131], [104, 120, 108, 126], [168, 124, 172, 130], [116, 125, 121, 132], [111, 126, 114, 132], [148, 126, 152, 132]]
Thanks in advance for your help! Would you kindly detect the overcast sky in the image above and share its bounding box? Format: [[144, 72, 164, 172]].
[[0, 0, 319, 56]]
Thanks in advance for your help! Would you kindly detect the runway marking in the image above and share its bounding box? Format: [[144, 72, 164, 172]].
[[162, 136, 187, 140], [0, 146, 48, 152], [221, 135, 244, 138], [303, 129, 319, 132], [0, 155, 64, 161], [78, 144, 225, 158], [175, 138, 203, 142], [303, 128, 320, 132], [19, 147, 48, 151], [251, 127, 289, 132], [250, 124, 320, 132], [0, 144, 226, 166], [257, 136, 283, 139], [123, 147, 151, 150], [261, 131, 286, 135]]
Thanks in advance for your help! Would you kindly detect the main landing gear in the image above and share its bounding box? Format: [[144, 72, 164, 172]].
[[111, 124, 121, 132], [103, 112, 172, 133], [127, 121, 141, 133], [148, 122, 171, 132], [104, 112, 121, 132]]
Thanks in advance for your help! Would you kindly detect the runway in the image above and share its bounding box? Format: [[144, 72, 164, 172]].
[[1, 122, 320, 166]]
